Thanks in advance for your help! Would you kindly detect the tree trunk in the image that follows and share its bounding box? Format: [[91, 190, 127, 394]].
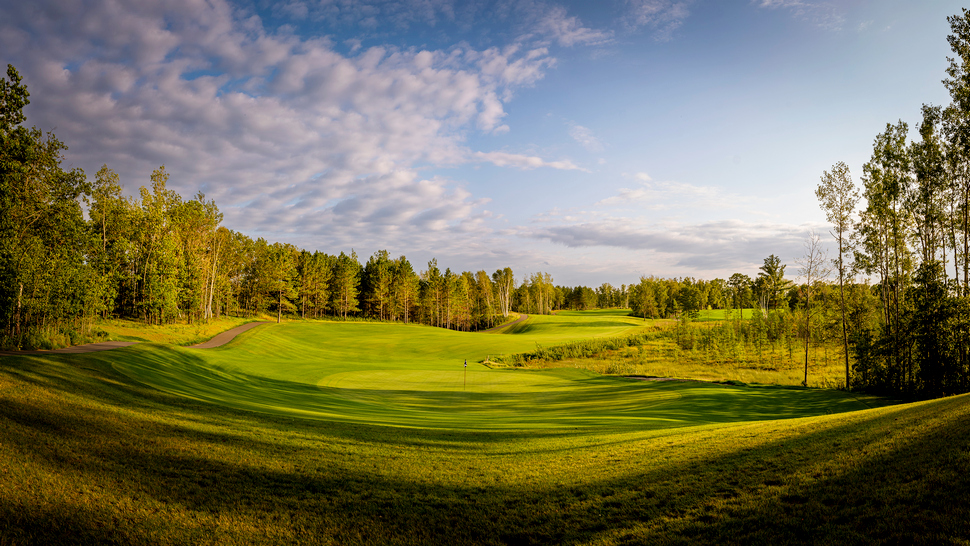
[[206, 238, 220, 322], [840, 254, 850, 390], [15, 283, 23, 337]]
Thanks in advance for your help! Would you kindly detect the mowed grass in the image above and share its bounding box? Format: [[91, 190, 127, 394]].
[[0, 310, 967, 544], [104, 313, 869, 429]]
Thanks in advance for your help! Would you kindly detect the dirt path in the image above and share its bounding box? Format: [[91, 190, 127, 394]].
[[0, 321, 272, 356], [480, 314, 529, 333], [187, 321, 271, 348], [0, 341, 140, 357]]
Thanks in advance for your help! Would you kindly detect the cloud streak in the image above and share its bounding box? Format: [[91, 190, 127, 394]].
[[536, 6, 614, 47], [474, 151, 587, 171], [0, 0, 580, 255], [519, 217, 817, 271], [595, 176, 741, 209], [753, 0, 845, 31], [568, 123, 604, 152], [624, 0, 693, 41]]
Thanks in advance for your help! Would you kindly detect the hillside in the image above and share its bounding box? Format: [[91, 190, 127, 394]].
[[0, 314, 966, 544]]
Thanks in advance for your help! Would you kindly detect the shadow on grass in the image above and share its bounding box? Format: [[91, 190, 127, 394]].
[[2, 350, 964, 545], [502, 320, 636, 335], [75, 344, 872, 432]]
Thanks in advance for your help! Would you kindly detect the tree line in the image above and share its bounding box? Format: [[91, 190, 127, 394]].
[[627, 9, 970, 399], [792, 9, 970, 398], [6, 8, 970, 402], [5, 65, 653, 348], [0, 62, 791, 351], [0, 59, 889, 375]]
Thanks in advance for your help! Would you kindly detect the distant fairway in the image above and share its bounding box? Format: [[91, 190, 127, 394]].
[[103, 310, 871, 429]]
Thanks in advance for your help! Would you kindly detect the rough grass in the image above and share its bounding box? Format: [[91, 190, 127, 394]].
[[0, 310, 966, 544], [529, 338, 851, 388], [514, 311, 850, 388], [97, 315, 265, 346]]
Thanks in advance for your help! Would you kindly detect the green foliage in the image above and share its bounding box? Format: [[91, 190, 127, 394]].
[[492, 330, 662, 366], [757, 254, 793, 310], [0, 64, 94, 348]]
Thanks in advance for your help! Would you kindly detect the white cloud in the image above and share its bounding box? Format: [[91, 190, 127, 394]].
[[596, 178, 735, 208], [567, 123, 604, 152], [517, 216, 819, 271], [0, 0, 567, 255], [624, 0, 693, 41], [536, 6, 613, 47], [753, 0, 845, 31], [474, 151, 587, 171]]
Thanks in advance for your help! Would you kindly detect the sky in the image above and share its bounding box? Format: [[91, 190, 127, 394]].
[[1, 0, 965, 286]]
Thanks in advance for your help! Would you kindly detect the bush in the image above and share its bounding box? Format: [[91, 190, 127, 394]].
[[492, 330, 662, 366]]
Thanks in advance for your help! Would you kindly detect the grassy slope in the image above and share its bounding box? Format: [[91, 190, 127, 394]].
[[103, 313, 870, 429], [0, 311, 966, 544], [96, 316, 263, 346]]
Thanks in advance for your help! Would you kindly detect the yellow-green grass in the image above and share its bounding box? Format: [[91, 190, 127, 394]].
[[622, 309, 756, 322], [1, 310, 966, 544], [513, 309, 851, 388], [692, 309, 757, 321], [97, 315, 265, 346], [536, 339, 852, 388], [100, 314, 868, 429]]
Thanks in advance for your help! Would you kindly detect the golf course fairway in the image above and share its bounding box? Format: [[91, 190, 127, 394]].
[[1, 310, 967, 545], [102, 311, 871, 429]]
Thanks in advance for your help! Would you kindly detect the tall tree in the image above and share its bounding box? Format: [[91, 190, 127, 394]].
[[492, 267, 514, 317], [391, 256, 418, 323], [85, 165, 131, 319], [944, 9, 970, 290], [363, 250, 393, 320], [475, 270, 495, 327], [757, 255, 793, 311], [676, 278, 702, 319], [860, 121, 914, 391], [910, 261, 956, 397], [137, 166, 182, 324], [262, 243, 297, 323], [727, 273, 752, 311], [630, 277, 659, 319], [816, 161, 860, 389], [1, 64, 92, 344], [332, 251, 360, 318], [797, 232, 832, 387]]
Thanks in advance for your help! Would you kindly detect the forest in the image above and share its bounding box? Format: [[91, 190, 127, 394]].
[[0, 62, 741, 345], [5, 10, 970, 400]]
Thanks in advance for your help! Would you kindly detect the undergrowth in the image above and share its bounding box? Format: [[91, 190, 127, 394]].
[[492, 319, 850, 388]]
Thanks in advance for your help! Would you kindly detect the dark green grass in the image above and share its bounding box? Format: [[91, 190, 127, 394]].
[[98, 319, 869, 429], [0, 312, 967, 544]]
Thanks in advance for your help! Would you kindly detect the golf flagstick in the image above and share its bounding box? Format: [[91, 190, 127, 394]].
[[464, 359, 467, 390]]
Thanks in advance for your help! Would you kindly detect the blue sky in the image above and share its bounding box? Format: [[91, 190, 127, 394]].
[[1, 0, 963, 285]]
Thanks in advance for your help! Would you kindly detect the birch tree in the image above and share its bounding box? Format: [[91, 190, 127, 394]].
[[492, 267, 514, 317], [797, 231, 832, 387], [816, 161, 860, 389]]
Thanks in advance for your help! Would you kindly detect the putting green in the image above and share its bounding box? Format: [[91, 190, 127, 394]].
[[103, 311, 872, 430]]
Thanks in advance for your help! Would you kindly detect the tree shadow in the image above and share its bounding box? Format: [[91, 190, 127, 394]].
[[2, 348, 961, 545]]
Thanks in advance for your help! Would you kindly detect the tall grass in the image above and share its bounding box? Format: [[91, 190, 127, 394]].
[[499, 312, 848, 388], [490, 327, 664, 367]]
